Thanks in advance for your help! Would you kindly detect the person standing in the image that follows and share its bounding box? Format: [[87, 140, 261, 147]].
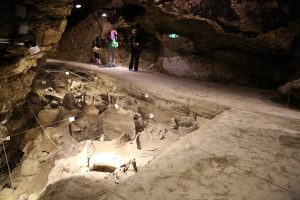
[[107, 27, 118, 68], [129, 28, 142, 72], [92, 35, 102, 65]]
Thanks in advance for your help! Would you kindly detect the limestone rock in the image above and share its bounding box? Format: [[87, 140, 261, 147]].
[[190, 100, 230, 119], [0, 0, 74, 177], [35, 1, 73, 19], [0, 125, 8, 138], [169, 118, 178, 130], [28, 193, 38, 200], [278, 79, 300, 100], [37, 109, 59, 125], [108, 93, 126, 104], [69, 81, 84, 92], [43, 87, 63, 101], [0, 188, 13, 200], [50, 100, 60, 109], [94, 101, 108, 114], [178, 117, 196, 128], [62, 92, 77, 110], [178, 126, 198, 134], [170, 117, 198, 134], [115, 133, 131, 146], [21, 157, 40, 177], [34, 19, 68, 46]]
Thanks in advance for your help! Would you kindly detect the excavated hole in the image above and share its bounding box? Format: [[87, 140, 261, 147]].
[[1, 63, 229, 199], [91, 165, 116, 173]]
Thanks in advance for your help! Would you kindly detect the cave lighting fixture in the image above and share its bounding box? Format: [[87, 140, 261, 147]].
[[102, 13, 107, 17], [75, 1, 82, 9], [168, 33, 179, 39]]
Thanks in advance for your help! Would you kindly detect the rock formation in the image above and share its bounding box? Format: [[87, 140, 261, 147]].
[[0, 0, 75, 177]]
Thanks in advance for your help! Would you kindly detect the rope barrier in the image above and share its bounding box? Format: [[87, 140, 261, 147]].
[[0, 129, 114, 181], [31, 110, 69, 158], [1, 139, 15, 189], [0, 111, 92, 140]]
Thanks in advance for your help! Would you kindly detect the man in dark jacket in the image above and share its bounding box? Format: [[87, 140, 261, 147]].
[[128, 28, 142, 71], [92, 35, 102, 65]]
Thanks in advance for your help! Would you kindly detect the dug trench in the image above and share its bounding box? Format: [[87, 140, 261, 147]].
[[0, 63, 229, 200]]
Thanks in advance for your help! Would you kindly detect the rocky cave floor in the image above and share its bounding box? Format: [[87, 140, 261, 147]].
[[0, 60, 300, 200]]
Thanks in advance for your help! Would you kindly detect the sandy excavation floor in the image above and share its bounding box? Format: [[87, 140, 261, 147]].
[[1, 59, 300, 200]]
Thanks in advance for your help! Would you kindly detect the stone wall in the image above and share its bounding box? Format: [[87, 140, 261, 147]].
[[134, 0, 300, 86], [0, 0, 74, 177]]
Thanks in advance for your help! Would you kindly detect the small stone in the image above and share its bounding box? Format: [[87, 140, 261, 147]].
[[1, 119, 8, 125], [169, 118, 178, 129], [43, 87, 63, 101], [178, 117, 195, 127], [100, 134, 105, 141], [62, 92, 77, 110], [50, 100, 59, 109]]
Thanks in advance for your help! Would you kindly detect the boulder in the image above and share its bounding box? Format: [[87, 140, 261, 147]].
[[169, 118, 178, 130], [43, 87, 63, 101], [21, 157, 40, 177], [62, 92, 77, 110], [278, 79, 300, 100], [178, 117, 196, 127], [37, 109, 59, 125], [50, 100, 60, 109], [94, 101, 108, 114]]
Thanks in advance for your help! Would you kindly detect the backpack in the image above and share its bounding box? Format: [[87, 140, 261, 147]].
[[108, 30, 118, 48], [107, 30, 118, 42], [106, 31, 112, 43]]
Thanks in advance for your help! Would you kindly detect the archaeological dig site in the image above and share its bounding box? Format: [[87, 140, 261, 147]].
[[0, 0, 300, 200]]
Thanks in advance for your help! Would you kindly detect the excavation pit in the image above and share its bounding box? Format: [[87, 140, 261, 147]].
[[91, 164, 117, 173]]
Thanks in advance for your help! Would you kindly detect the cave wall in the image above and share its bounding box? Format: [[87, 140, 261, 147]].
[[0, 0, 75, 177], [134, 0, 300, 86], [52, 14, 101, 63]]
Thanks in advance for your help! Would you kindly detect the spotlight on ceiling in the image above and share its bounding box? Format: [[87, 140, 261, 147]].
[[75, 1, 82, 8], [102, 13, 107, 17], [75, 4, 81, 8]]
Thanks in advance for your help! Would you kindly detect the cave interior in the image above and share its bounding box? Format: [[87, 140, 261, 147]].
[[0, 0, 300, 200]]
